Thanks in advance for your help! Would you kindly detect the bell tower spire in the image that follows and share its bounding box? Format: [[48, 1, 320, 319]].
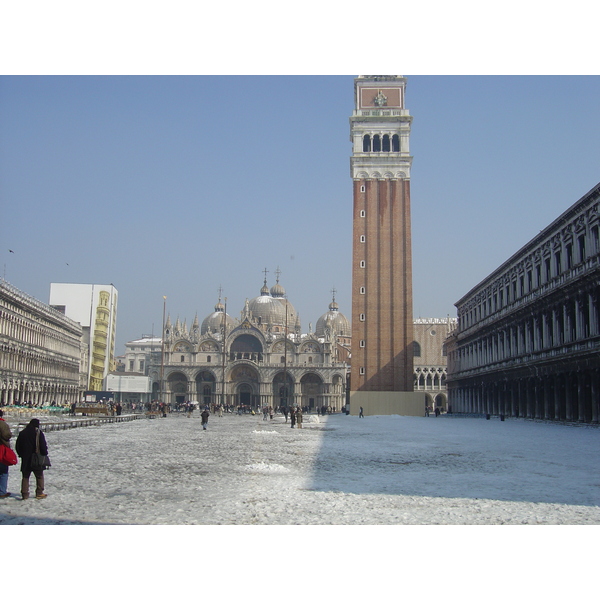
[[350, 75, 414, 399]]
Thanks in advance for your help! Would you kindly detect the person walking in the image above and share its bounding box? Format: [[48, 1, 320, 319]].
[[15, 418, 49, 500], [290, 407, 296, 428], [296, 407, 303, 429], [201, 408, 210, 430], [0, 410, 13, 498], [359, 406, 364, 418]]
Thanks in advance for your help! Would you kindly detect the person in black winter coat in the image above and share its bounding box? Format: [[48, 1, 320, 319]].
[[15, 419, 48, 500], [201, 409, 210, 430]]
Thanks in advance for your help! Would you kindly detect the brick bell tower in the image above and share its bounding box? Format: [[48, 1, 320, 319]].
[[349, 76, 420, 414]]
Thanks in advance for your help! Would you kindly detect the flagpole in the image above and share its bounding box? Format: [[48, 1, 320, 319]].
[[221, 297, 227, 407], [160, 296, 166, 407], [283, 302, 288, 407]]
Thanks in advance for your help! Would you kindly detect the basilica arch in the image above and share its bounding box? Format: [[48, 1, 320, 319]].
[[300, 373, 324, 409], [272, 371, 295, 407], [229, 333, 264, 362], [167, 371, 189, 406], [229, 364, 260, 407], [195, 370, 216, 406]]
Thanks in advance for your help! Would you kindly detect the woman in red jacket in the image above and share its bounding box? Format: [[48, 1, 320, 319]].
[[0, 410, 13, 498]]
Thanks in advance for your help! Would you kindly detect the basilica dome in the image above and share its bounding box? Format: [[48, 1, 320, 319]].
[[201, 301, 236, 335], [247, 281, 287, 326], [316, 299, 351, 337], [270, 282, 286, 298], [270, 280, 300, 330]]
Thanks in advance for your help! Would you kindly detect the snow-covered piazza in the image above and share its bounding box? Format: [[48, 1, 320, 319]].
[[2, 410, 597, 597], [1, 410, 598, 524]]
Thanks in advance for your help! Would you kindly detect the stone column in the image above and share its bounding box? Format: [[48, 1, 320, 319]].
[[565, 374, 573, 421], [543, 376, 552, 420], [591, 371, 599, 424], [551, 308, 558, 347], [526, 378, 534, 419], [554, 375, 562, 420], [589, 291, 598, 337], [532, 317, 539, 353], [574, 296, 582, 341], [577, 372, 585, 422]]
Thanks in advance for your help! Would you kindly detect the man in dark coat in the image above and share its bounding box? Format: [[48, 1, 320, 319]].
[[15, 418, 48, 500], [201, 408, 210, 430]]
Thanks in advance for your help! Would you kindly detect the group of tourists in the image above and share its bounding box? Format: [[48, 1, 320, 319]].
[[0, 410, 50, 500], [280, 406, 304, 428]]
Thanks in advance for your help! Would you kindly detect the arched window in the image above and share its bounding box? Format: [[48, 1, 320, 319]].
[[363, 135, 371, 152], [392, 134, 400, 152], [372, 135, 381, 152], [413, 341, 421, 357], [382, 134, 390, 152]]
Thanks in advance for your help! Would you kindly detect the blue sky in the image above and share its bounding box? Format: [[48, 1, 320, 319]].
[[1, 4, 599, 353], [1, 75, 599, 352]]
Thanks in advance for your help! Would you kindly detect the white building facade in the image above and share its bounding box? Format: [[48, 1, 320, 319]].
[[1, 279, 83, 406], [413, 317, 457, 413]]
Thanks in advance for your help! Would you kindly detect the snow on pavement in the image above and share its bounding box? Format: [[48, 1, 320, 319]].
[[1, 411, 598, 525]]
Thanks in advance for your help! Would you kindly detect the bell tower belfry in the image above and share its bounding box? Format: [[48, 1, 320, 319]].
[[349, 76, 422, 415]]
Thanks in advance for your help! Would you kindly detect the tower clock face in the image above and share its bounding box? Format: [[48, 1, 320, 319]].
[[360, 87, 402, 109]]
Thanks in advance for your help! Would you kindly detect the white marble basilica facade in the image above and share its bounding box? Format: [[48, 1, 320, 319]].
[[148, 276, 351, 410]]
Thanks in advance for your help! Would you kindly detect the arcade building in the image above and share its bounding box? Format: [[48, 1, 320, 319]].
[[445, 182, 600, 423]]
